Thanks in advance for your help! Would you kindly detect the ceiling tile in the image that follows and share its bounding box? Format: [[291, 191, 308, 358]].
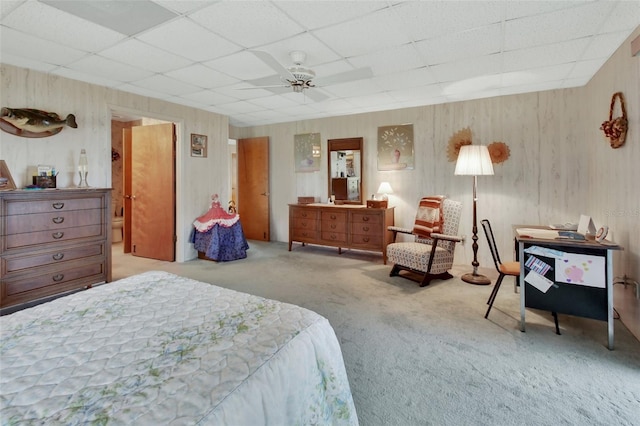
[[414, 24, 502, 66], [137, 17, 242, 62], [2, 1, 125, 51], [189, 2, 304, 49], [99, 39, 192, 73], [350, 44, 424, 76], [313, 8, 413, 57], [430, 54, 502, 84], [277, 1, 388, 30], [502, 38, 592, 73], [0, 26, 87, 67], [68, 55, 154, 83], [52, 66, 124, 88], [42, 0, 177, 36], [165, 64, 240, 90], [131, 74, 201, 96]]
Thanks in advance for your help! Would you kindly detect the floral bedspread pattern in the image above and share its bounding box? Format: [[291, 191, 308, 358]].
[[0, 271, 358, 425]]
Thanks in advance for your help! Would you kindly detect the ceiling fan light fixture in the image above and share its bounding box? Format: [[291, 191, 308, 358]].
[[287, 65, 315, 83]]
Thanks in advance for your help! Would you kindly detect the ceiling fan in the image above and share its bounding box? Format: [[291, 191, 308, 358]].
[[247, 50, 373, 101]]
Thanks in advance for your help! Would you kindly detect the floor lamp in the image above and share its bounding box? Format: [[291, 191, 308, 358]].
[[454, 145, 494, 285]]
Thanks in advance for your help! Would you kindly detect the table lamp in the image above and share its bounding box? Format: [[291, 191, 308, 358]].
[[377, 182, 393, 200], [454, 145, 494, 285]]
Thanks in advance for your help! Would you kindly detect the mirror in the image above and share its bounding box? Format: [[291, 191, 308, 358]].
[[328, 137, 363, 205]]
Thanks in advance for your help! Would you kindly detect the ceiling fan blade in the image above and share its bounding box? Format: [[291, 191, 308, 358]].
[[247, 74, 284, 87], [250, 50, 296, 82], [315, 67, 373, 86], [304, 89, 329, 102]]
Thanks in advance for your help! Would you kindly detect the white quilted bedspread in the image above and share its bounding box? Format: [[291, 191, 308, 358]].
[[0, 271, 358, 425]]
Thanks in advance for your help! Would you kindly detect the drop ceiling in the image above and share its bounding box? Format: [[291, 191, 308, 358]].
[[1, 1, 638, 127]]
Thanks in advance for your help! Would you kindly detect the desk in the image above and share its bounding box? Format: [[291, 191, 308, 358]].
[[515, 226, 622, 349]]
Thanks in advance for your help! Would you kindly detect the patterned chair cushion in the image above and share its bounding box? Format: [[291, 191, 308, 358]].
[[388, 198, 462, 275], [387, 242, 453, 275]]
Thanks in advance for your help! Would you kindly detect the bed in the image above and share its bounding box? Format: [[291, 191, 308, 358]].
[[0, 271, 358, 425]]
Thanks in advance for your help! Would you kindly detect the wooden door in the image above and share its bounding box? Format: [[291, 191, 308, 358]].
[[130, 123, 176, 260], [122, 127, 132, 253], [238, 137, 270, 241]]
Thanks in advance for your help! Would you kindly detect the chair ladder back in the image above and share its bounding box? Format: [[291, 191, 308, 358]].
[[481, 219, 502, 272]]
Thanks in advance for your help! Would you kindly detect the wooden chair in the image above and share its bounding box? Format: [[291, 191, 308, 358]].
[[482, 219, 561, 333], [387, 197, 463, 287], [481, 219, 520, 318]]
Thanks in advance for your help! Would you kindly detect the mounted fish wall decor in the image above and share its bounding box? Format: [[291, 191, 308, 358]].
[[0, 107, 77, 138]]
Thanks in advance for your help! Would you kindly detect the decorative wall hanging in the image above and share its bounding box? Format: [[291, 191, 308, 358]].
[[0, 160, 17, 190], [487, 141, 510, 164], [190, 133, 208, 157], [447, 127, 472, 162], [112, 148, 121, 162], [0, 107, 77, 138], [377, 124, 414, 170], [294, 132, 321, 172], [600, 92, 628, 149]]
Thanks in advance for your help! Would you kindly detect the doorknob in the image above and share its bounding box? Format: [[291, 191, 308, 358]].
[[261, 192, 269, 196], [131, 195, 137, 200]]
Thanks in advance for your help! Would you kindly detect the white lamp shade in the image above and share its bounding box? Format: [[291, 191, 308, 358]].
[[454, 145, 494, 176], [377, 182, 393, 194]]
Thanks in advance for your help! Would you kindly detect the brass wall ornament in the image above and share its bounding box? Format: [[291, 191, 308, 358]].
[[600, 92, 628, 149]]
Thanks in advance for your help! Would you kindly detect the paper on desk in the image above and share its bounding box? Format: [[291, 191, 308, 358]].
[[525, 270, 555, 293], [524, 245, 565, 260], [555, 253, 605, 288], [516, 228, 560, 240]]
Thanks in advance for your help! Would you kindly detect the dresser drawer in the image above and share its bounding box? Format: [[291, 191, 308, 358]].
[[322, 219, 347, 233], [292, 217, 318, 231], [351, 211, 382, 224], [291, 228, 319, 241], [291, 208, 319, 220], [321, 231, 347, 243], [2, 243, 106, 274], [4, 225, 104, 251], [351, 221, 383, 236], [6, 209, 102, 234], [6, 197, 103, 215], [1, 261, 106, 308], [351, 233, 382, 248], [321, 211, 348, 222]]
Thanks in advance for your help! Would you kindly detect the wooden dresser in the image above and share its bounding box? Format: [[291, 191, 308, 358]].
[[289, 203, 395, 263], [1, 189, 112, 312]]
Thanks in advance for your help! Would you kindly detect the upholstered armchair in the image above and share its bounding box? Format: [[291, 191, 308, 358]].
[[387, 197, 463, 287]]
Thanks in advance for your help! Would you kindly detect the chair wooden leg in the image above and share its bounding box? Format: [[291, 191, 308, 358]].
[[390, 264, 401, 277], [552, 311, 561, 335], [485, 274, 505, 319]]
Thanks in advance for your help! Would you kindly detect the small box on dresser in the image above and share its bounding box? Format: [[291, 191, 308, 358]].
[[0, 188, 112, 313]]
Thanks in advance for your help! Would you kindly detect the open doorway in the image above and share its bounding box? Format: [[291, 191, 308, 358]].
[[111, 112, 177, 263]]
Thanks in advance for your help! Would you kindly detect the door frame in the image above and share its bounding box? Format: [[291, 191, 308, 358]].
[[109, 106, 187, 261]]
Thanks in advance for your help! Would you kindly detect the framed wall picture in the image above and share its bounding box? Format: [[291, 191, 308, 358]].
[[294, 132, 321, 172], [191, 133, 208, 158], [0, 160, 17, 190], [377, 124, 414, 170]]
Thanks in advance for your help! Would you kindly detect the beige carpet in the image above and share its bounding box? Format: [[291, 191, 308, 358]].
[[113, 241, 640, 425]]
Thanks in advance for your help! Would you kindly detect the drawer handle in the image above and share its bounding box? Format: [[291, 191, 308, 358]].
[[330, 234, 337, 240], [302, 212, 308, 217], [52, 232, 64, 239], [363, 237, 370, 242], [331, 224, 336, 229], [53, 253, 65, 260], [52, 217, 64, 224], [330, 214, 336, 220], [363, 217, 370, 222], [52, 202, 65, 209], [52, 274, 64, 282], [363, 226, 369, 231]]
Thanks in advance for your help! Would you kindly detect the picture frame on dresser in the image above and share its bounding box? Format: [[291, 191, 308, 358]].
[[0, 160, 17, 190]]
